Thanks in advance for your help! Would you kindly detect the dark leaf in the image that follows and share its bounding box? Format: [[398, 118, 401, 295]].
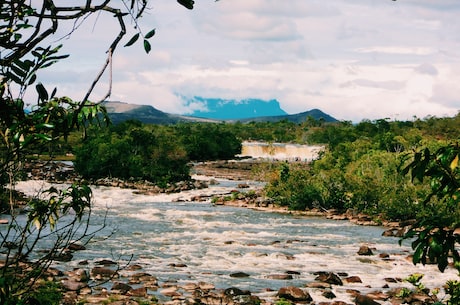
[[145, 28, 156, 39], [27, 73, 37, 85], [143, 39, 151, 53], [36, 83, 48, 101], [124, 33, 140, 47], [177, 0, 194, 9]]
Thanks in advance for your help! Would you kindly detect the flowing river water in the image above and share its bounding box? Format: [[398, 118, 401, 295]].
[[9, 177, 459, 304]]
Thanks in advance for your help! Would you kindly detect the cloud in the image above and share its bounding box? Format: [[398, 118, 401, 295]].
[[414, 63, 439, 76], [24, 0, 460, 123], [355, 46, 435, 56]]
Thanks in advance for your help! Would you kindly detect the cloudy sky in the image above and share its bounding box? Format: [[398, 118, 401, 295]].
[[39, 0, 460, 122]]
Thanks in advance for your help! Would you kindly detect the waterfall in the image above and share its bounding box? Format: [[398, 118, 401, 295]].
[[239, 141, 324, 161]]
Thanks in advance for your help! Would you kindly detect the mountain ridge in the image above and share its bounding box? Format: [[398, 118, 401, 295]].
[[103, 101, 338, 124]]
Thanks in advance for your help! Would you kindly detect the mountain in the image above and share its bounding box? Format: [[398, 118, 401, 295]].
[[103, 101, 216, 125], [103, 101, 337, 125], [186, 97, 287, 120], [233, 108, 337, 124]]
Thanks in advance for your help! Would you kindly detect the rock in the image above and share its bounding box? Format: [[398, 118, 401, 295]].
[[127, 286, 147, 297], [230, 272, 250, 278], [224, 287, 251, 296], [67, 242, 86, 251], [345, 276, 362, 283], [91, 266, 118, 279], [366, 291, 388, 300], [198, 282, 215, 290], [306, 282, 332, 289], [161, 286, 180, 297], [111, 282, 132, 294], [277, 286, 313, 302], [322, 289, 336, 299], [357, 245, 374, 256], [66, 268, 89, 282], [127, 264, 143, 270], [95, 259, 117, 266], [314, 272, 343, 286], [266, 274, 293, 280], [382, 229, 394, 237], [355, 294, 381, 305], [384, 277, 399, 283]]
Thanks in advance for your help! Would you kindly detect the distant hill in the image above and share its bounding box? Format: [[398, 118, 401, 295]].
[[186, 97, 287, 120], [234, 108, 337, 124], [103, 101, 338, 125], [103, 101, 216, 125]]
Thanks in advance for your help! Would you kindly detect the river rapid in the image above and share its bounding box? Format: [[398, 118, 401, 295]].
[[11, 177, 459, 304]]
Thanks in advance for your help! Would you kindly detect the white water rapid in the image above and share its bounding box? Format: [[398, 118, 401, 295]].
[[7, 178, 459, 304]]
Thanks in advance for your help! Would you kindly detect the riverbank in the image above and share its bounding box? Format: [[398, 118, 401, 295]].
[[4, 160, 458, 305]]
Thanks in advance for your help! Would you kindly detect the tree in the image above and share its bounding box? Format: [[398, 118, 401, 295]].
[[1, 1, 195, 303], [401, 143, 460, 272]]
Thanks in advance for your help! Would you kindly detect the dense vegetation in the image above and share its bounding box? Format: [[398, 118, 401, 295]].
[[74, 120, 241, 185], [264, 115, 460, 219]]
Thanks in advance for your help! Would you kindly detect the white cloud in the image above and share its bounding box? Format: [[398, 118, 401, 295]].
[[26, 0, 460, 122]]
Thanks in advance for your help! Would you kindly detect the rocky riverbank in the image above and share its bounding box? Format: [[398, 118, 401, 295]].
[[5, 160, 456, 305]]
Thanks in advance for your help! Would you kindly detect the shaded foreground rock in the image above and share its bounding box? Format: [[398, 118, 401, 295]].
[[277, 286, 313, 302]]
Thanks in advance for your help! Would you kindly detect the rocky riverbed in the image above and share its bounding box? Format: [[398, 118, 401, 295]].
[[3, 160, 459, 305]]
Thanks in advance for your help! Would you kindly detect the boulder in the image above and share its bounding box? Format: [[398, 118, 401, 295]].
[[355, 294, 381, 305], [357, 245, 374, 256], [277, 286, 312, 302], [322, 289, 336, 299], [111, 282, 132, 294], [345, 276, 362, 283], [224, 287, 251, 296], [314, 272, 343, 286], [66, 268, 89, 282], [127, 286, 147, 297], [91, 266, 118, 279]]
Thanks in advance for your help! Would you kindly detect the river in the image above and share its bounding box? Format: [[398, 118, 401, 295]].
[[9, 177, 459, 304]]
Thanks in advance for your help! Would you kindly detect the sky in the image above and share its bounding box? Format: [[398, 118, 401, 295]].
[[37, 0, 460, 122]]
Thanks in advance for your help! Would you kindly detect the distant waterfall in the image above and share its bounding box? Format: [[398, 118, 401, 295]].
[[238, 141, 324, 161]]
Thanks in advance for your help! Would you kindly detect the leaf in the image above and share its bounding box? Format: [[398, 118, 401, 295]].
[[27, 73, 37, 85], [143, 39, 151, 53], [124, 33, 140, 47], [145, 28, 156, 39], [50, 87, 57, 99], [451, 154, 459, 171], [36, 83, 48, 101]]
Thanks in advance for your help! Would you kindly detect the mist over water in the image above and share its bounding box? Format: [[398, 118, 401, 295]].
[[11, 179, 458, 303]]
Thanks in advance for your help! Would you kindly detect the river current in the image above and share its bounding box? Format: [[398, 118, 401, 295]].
[[10, 178, 458, 304]]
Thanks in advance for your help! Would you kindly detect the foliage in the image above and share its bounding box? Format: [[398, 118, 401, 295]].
[[394, 273, 460, 305], [74, 121, 242, 185], [262, 115, 460, 223], [264, 162, 324, 210], [1, 0, 197, 302], [400, 143, 460, 272], [75, 121, 190, 185], [175, 123, 242, 161]]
